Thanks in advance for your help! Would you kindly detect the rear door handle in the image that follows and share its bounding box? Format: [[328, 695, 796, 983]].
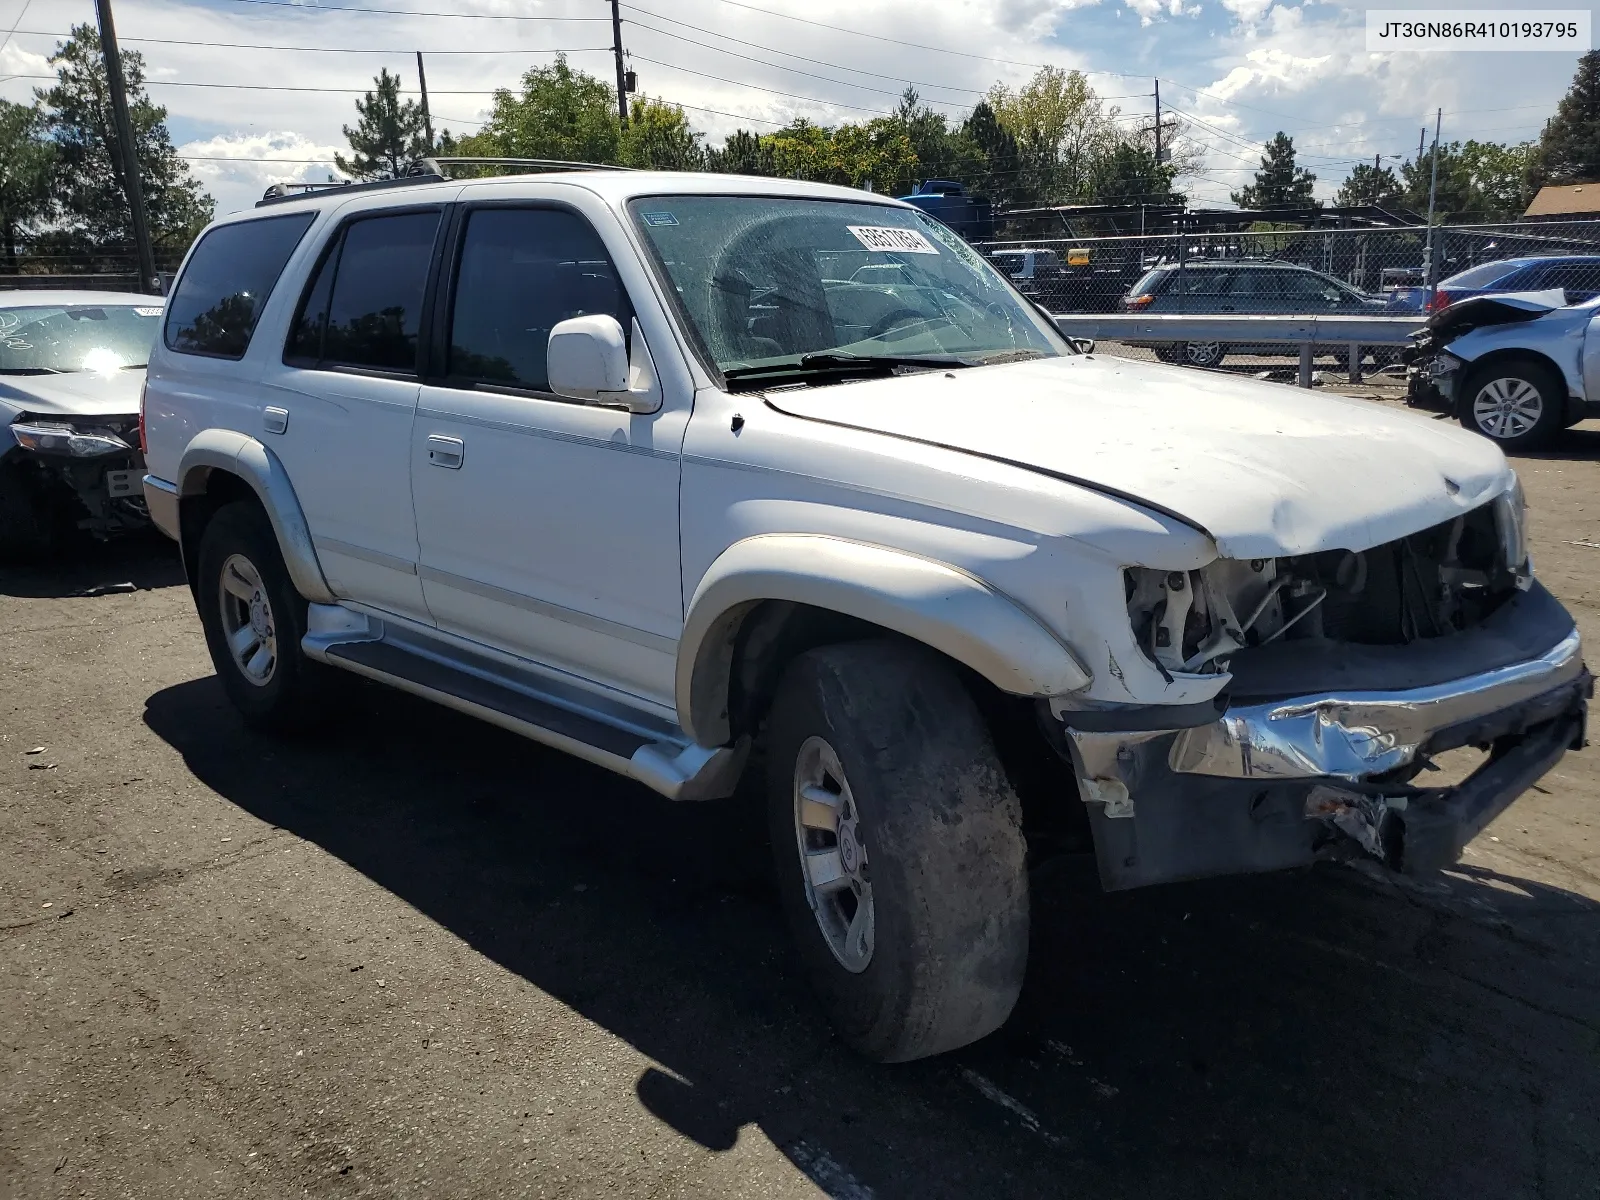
[[426, 434, 464, 469]]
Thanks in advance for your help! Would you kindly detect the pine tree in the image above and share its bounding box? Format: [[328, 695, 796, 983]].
[[962, 101, 1026, 209], [1230, 132, 1317, 210], [337, 69, 430, 180], [35, 27, 212, 263], [1530, 50, 1600, 187], [1335, 163, 1404, 209]]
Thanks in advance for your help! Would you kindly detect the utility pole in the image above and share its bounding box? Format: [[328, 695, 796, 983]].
[[93, 0, 157, 294], [416, 52, 434, 152], [1152, 78, 1162, 166], [1423, 107, 1443, 297], [610, 0, 628, 125]]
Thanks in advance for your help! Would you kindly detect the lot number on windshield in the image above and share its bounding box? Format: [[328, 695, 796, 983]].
[[847, 225, 940, 255]]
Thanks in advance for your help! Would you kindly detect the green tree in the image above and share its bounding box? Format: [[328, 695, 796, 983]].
[[1335, 162, 1405, 209], [1530, 50, 1600, 188], [1400, 140, 1534, 221], [36, 25, 212, 260], [458, 54, 621, 167], [705, 129, 777, 176], [337, 68, 429, 180], [764, 118, 916, 191], [619, 97, 704, 171], [1230, 131, 1317, 209], [875, 87, 972, 196], [1085, 143, 1180, 206], [0, 100, 55, 270], [987, 67, 1120, 203], [961, 100, 1028, 209]]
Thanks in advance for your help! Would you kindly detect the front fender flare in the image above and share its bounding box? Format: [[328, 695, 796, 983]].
[[177, 428, 335, 604], [677, 534, 1093, 746]]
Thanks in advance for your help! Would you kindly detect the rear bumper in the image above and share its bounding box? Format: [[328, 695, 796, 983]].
[[143, 474, 179, 540], [1058, 592, 1589, 890]]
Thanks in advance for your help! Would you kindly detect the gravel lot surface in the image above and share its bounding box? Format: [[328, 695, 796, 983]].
[[3, 394, 1598, 1199]]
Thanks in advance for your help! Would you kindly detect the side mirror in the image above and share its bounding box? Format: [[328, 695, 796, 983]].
[[547, 314, 662, 414]]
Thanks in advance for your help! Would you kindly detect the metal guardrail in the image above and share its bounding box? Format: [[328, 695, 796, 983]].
[[1051, 313, 1424, 387]]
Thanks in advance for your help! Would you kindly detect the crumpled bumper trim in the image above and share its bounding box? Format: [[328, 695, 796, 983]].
[[1167, 628, 1584, 781]]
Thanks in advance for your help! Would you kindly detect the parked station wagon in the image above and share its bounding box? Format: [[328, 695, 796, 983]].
[[140, 163, 1589, 1062]]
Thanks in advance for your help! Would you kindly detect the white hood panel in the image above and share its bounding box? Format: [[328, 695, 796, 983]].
[[765, 354, 1512, 560], [0, 368, 145, 419]]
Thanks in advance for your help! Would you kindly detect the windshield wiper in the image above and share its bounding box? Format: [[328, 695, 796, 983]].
[[723, 352, 975, 391]]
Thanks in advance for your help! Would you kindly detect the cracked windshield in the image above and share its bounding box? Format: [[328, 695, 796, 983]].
[[630, 196, 1067, 375], [0, 304, 163, 374]]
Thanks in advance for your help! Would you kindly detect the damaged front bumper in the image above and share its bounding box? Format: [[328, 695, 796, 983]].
[[1059, 582, 1590, 890]]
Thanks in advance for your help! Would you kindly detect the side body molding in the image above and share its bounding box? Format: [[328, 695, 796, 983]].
[[177, 428, 336, 604], [677, 534, 1093, 746]]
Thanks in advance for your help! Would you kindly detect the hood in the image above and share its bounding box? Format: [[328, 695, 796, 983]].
[[1427, 289, 1571, 338], [764, 354, 1512, 561], [0, 368, 145, 419]]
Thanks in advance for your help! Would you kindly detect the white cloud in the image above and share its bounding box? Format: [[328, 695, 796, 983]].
[[176, 131, 348, 206], [1218, 0, 1274, 23]]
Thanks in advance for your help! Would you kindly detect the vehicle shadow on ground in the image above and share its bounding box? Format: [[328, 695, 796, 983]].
[[143, 675, 1600, 1199], [0, 533, 184, 598]]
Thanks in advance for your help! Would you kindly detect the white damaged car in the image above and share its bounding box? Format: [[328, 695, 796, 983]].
[[140, 168, 1589, 1061], [0, 291, 161, 556]]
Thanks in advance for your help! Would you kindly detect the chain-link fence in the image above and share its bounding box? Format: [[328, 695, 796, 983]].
[[974, 219, 1600, 317], [974, 219, 1600, 385], [0, 247, 185, 295]]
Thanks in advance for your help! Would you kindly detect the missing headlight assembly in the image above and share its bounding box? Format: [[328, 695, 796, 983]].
[[1125, 495, 1526, 678]]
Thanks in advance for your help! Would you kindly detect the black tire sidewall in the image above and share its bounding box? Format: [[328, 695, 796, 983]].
[[764, 641, 1029, 1062], [195, 501, 319, 729], [1459, 359, 1565, 451]]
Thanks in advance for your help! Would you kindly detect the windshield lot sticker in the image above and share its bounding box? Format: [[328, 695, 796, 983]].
[[134, 307, 163, 317], [641, 211, 679, 226], [847, 225, 940, 255]]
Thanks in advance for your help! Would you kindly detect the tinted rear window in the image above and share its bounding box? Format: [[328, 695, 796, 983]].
[[1442, 260, 1523, 289], [1128, 268, 1167, 295], [164, 213, 316, 359]]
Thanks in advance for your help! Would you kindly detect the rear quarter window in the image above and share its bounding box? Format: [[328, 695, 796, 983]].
[[164, 212, 316, 359]]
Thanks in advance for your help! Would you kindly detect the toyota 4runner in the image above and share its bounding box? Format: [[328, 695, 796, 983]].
[[141, 163, 1589, 1063]]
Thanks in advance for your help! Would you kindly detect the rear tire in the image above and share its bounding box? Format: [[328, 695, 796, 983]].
[[195, 500, 328, 731], [1458, 358, 1566, 452], [764, 640, 1029, 1063], [1181, 341, 1225, 369]]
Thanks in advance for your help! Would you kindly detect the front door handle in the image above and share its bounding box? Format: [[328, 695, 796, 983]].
[[426, 434, 464, 469]]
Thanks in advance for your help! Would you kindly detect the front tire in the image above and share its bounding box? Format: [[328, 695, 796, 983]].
[[1459, 358, 1565, 451], [0, 459, 61, 561], [764, 641, 1029, 1062], [195, 500, 327, 731]]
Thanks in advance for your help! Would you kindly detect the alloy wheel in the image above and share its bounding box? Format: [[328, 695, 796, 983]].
[[792, 734, 874, 973], [218, 552, 278, 686], [1472, 377, 1543, 440], [1184, 341, 1223, 367]]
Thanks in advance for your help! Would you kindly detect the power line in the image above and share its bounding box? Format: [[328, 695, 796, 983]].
[[221, 0, 610, 19], [13, 30, 614, 55], [627, 55, 902, 117]]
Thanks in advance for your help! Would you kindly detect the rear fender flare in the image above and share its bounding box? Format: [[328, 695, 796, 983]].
[[177, 429, 334, 604], [677, 534, 1093, 747]]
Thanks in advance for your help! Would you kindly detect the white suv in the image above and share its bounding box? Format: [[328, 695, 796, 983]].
[[142, 165, 1588, 1062]]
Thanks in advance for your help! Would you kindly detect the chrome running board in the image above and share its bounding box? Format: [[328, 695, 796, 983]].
[[301, 604, 744, 800]]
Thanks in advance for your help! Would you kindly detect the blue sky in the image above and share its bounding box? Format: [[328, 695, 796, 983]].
[[0, 0, 1579, 215]]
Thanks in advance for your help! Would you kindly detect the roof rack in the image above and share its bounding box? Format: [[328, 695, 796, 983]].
[[254, 156, 630, 208], [257, 173, 444, 207], [410, 156, 636, 177]]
